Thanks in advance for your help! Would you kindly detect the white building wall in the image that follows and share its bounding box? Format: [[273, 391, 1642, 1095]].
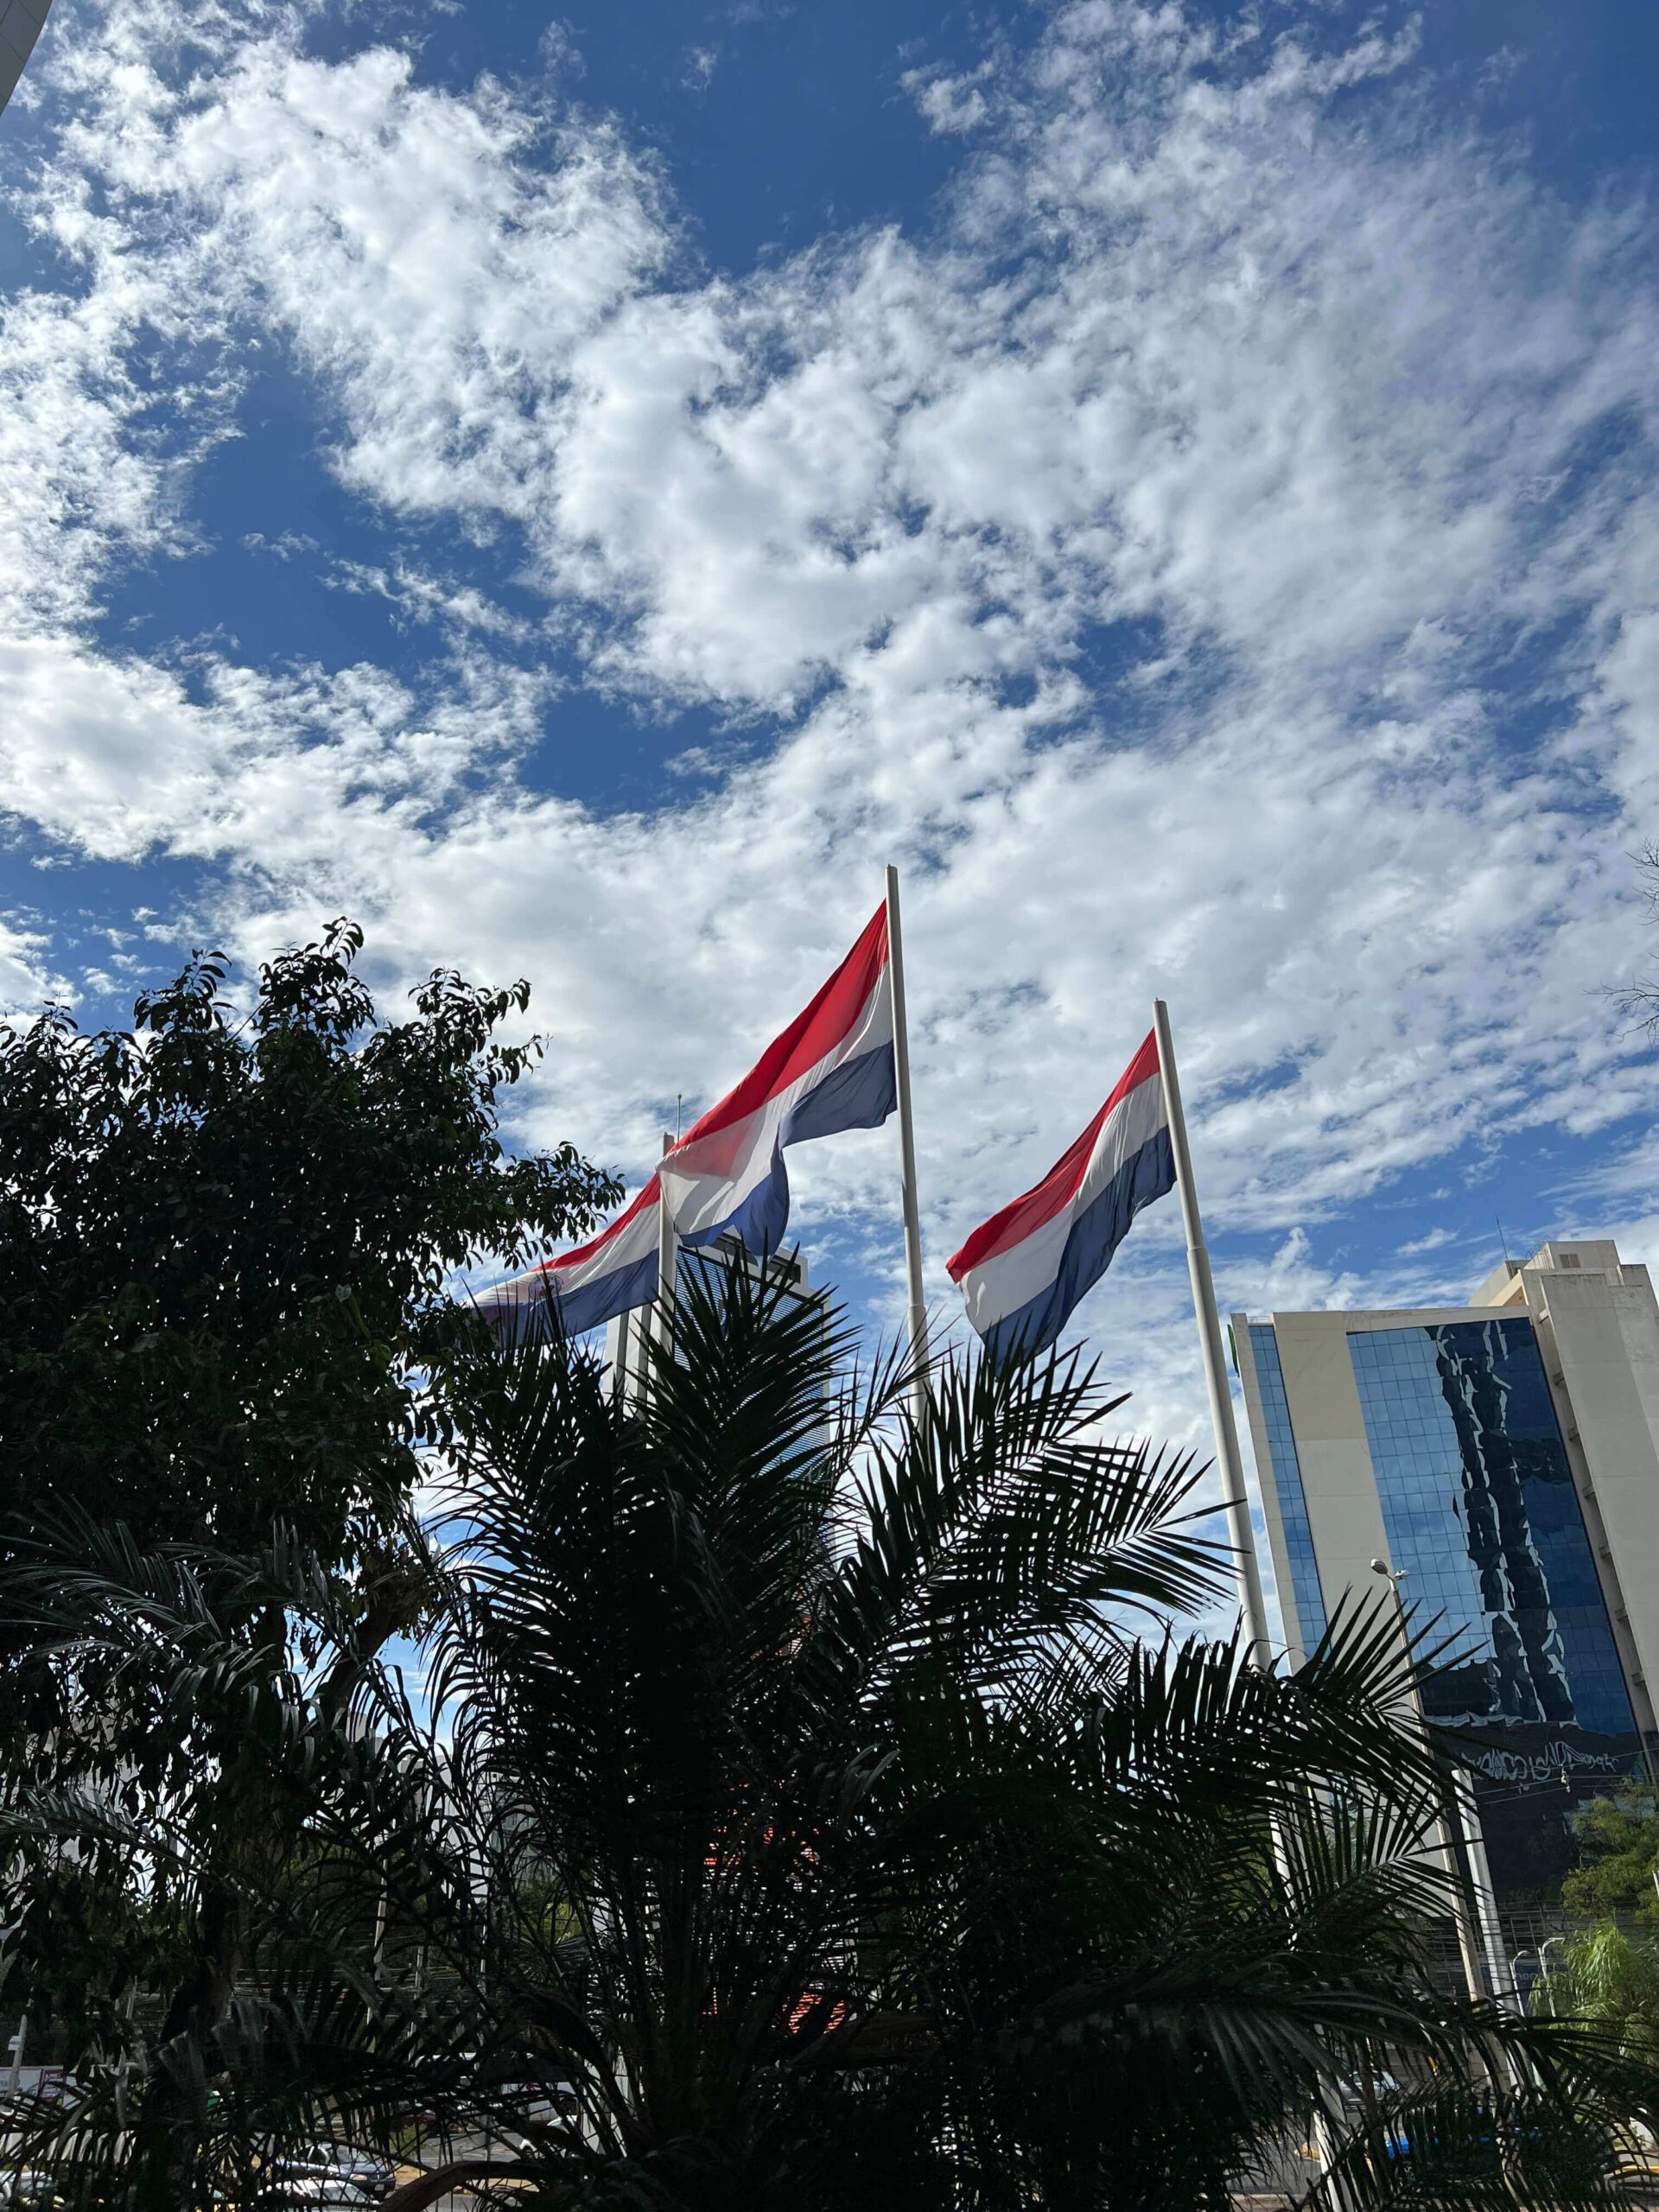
[[1518, 1252, 1659, 1734]]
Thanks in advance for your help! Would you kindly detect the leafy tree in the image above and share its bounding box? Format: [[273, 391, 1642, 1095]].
[[1563, 1795, 1659, 1923], [0, 918, 620, 2054], [5, 1262, 1654, 2212], [0, 916, 620, 1564]]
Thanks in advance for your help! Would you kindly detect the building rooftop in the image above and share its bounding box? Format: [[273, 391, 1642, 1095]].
[[1471, 1240, 1644, 1310]]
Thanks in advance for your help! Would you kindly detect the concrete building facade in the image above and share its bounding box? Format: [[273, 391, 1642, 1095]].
[[0, 0, 51, 118], [1234, 1240, 1659, 1894]]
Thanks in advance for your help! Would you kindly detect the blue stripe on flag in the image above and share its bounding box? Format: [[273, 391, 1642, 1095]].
[[782, 1038, 897, 1146], [682, 1039, 898, 1257], [491, 1248, 661, 1343], [982, 1126, 1175, 1363]]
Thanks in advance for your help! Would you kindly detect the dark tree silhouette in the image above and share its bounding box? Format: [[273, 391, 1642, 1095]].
[[5, 1261, 1655, 2210], [0, 918, 620, 2063]]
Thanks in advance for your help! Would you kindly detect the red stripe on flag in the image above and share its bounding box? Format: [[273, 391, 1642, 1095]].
[[671, 904, 888, 1154], [946, 1030, 1160, 1280]]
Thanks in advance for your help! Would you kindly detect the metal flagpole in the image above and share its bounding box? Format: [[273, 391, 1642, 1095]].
[[885, 867, 929, 1415], [1152, 999, 1272, 1663], [1154, 1003, 1353, 2196], [654, 1132, 677, 1398], [613, 1306, 632, 1405]]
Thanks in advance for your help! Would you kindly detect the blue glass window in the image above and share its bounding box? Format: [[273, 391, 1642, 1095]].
[[1249, 1325, 1327, 1654], [1349, 1319, 1634, 1741]]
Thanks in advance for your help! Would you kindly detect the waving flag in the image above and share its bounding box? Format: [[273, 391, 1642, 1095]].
[[947, 1031, 1173, 1362], [661, 902, 896, 1252], [475, 1176, 664, 1342], [476, 903, 897, 1340]]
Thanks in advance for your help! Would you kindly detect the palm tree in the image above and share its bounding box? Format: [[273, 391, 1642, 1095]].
[[4, 1256, 1654, 2210]]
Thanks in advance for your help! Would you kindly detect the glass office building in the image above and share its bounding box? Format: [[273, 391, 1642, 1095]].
[[1236, 1244, 1659, 1895], [1246, 1325, 1327, 1652], [0, 0, 52, 118], [1349, 1319, 1634, 1743]]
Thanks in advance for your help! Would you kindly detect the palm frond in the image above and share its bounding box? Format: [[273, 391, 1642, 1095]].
[[9, 1258, 1656, 2210]]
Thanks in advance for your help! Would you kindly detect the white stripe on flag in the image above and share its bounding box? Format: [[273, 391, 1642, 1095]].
[[958, 1068, 1166, 1335], [658, 970, 893, 1239]]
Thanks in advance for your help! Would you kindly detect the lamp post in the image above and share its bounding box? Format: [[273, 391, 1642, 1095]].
[[1369, 1559, 1500, 2011], [1538, 1934, 1567, 2018]]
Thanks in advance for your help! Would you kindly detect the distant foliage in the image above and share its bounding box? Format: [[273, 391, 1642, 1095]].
[[1562, 1795, 1659, 1924]]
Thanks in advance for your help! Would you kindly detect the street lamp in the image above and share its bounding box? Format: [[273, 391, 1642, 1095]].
[[1537, 1934, 1567, 2018], [1369, 1558, 1516, 2012]]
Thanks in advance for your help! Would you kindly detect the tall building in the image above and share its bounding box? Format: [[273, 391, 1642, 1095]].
[[0, 0, 51, 117], [1234, 1240, 1659, 1894]]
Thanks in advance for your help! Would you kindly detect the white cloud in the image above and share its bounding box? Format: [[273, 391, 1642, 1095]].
[[0, 283, 194, 629], [2, 0, 1658, 1578], [0, 914, 70, 1020], [902, 61, 993, 136], [122, 36, 674, 524]]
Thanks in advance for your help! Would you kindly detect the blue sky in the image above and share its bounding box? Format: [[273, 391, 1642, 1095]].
[[3, 0, 1658, 1637]]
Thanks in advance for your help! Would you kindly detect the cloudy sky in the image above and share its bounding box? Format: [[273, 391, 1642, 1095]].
[[3, 0, 1657, 1633]]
